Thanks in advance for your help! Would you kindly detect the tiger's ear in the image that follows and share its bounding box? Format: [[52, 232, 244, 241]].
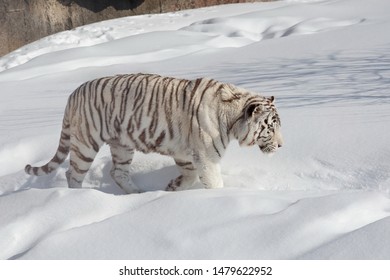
[[245, 103, 263, 120], [269, 96, 275, 103]]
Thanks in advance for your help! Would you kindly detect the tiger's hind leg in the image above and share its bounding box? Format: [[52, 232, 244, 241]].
[[109, 141, 139, 194], [66, 140, 101, 189], [166, 159, 198, 191]]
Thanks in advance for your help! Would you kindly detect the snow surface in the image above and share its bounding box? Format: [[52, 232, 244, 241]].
[[0, 0, 390, 259]]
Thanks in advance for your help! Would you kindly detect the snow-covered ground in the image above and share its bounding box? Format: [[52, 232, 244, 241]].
[[0, 0, 389, 259]]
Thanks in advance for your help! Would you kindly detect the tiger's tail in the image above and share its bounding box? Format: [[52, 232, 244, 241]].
[[25, 104, 71, 176]]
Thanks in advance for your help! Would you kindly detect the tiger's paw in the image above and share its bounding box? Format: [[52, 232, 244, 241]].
[[110, 168, 139, 194], [166, 184, 176, 192], [166, 176, 184, 192]]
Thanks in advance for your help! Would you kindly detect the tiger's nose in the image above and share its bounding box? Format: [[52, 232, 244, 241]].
[[278, 143, 282, 148]]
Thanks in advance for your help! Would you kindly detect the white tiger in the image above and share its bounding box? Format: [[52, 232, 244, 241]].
[[25, 73, 283, 193]]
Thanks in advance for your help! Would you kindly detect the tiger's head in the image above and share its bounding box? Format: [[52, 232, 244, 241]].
[[235, 96, 283, 154]]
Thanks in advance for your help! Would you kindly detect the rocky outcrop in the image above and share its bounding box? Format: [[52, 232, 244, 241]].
[[0, 0, 272, 56]]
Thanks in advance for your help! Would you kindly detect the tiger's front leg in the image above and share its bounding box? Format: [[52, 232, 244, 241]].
[[196, 160, 224, 189], [191, 151, 224, 189], [166, 159, 198, 191]]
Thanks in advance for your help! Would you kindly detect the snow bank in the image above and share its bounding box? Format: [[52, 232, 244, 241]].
[[1, 189, 388, 259], [0, 3, 281, 73]]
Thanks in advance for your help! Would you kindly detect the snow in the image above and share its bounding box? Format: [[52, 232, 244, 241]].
[[0, 0, 389, 260]]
